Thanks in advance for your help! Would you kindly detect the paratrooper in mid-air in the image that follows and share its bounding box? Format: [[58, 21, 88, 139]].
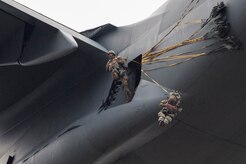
[[106, 50, 132, 102]]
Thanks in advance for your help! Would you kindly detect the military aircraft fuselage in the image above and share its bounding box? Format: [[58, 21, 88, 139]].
[[0, 0, 246, 163]]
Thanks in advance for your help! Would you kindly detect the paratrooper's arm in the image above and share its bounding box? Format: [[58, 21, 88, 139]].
[[106, 61, 110, 72], [117, 56, 128, 69]]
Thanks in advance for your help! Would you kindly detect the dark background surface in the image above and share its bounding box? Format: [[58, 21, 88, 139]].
[[0, 0, 245, 163]]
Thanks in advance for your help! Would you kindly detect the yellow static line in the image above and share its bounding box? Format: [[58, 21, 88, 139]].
[[142, 37, 205, 62], [143, 53, 206, 64], [141, 70, 169, 94]]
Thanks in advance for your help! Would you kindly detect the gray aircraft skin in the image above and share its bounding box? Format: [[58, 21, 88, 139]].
[[0, 0, 245, 164]]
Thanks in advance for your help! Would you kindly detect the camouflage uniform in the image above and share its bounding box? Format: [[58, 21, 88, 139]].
[[106, 53, 132, 102], [158, 92, 182, 126]]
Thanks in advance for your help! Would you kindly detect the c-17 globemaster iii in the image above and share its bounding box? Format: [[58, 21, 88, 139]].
[[0, 0, 245, 164]]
